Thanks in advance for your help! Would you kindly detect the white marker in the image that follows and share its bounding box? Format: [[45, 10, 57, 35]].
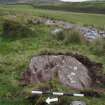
[[32, 91, 42, 95], [53, 92, 63, 96], [73, 93, 84, 97], [46, 97, 58, 104]]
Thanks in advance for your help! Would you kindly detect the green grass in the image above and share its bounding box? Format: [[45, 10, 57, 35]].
[[0, 4, 105, 105]]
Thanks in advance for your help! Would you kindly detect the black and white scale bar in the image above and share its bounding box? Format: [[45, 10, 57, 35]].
[[32, 91, 84, 97]]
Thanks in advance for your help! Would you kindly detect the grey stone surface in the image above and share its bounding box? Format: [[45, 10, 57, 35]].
[[22, 55, 92, 90], [70, 101, 86, 105]]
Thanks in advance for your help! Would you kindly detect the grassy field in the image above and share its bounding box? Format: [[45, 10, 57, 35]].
[[0, 4, 105, 105], [0, 4, 105, 28], [32, 1, 105, 14]]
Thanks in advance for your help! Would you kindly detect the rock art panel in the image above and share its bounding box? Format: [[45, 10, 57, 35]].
[[21, 55, 92, 89]]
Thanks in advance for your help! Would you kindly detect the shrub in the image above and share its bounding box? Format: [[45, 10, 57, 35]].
[[52, 29, 84, 44], [64, 29, 84, 44], [2, 20, 34, 38]]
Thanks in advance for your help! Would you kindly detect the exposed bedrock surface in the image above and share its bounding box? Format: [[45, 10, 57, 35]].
[[21, 54, 104, 90]]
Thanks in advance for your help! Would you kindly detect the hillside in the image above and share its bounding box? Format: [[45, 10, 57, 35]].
[[0, 0, 33, 3], [0, 0, 105, 4], [33, 1, 105, 14], [0, 0, 60, 4]]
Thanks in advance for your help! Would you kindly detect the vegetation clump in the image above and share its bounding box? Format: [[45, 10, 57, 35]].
[[52, 29, 84, 44], [2, 20, 34, 38], [64, 29, 84, 44]]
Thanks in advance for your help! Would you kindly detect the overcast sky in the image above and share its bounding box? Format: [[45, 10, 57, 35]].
[[61, 0, 87, 2]]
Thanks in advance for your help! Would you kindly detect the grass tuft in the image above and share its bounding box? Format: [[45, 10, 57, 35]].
[[64, 29, 84, 44]]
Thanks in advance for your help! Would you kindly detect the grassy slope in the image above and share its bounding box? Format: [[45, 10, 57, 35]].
[[32, 1, 105, 14], [0, 4, 105, 28], [0, 4, 105, 105]]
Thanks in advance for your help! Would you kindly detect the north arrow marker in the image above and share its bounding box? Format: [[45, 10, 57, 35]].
[[46, 97, 58, 104]]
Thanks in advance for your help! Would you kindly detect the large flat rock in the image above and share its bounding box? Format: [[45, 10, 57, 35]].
[[21, 55, 92, 90]]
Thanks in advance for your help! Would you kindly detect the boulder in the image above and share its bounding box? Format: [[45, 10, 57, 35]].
[[21, 55, 92, 90]]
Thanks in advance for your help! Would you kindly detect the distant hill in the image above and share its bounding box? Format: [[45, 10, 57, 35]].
[[0, 0, 105, 4], [89, 0, 105, 1], [32, 1, 105, 14], [0, 0, 60, 4], [0, 0, 33, 4]]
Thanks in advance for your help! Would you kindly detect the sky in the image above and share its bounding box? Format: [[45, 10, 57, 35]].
[[61, 0, 87, 2]]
